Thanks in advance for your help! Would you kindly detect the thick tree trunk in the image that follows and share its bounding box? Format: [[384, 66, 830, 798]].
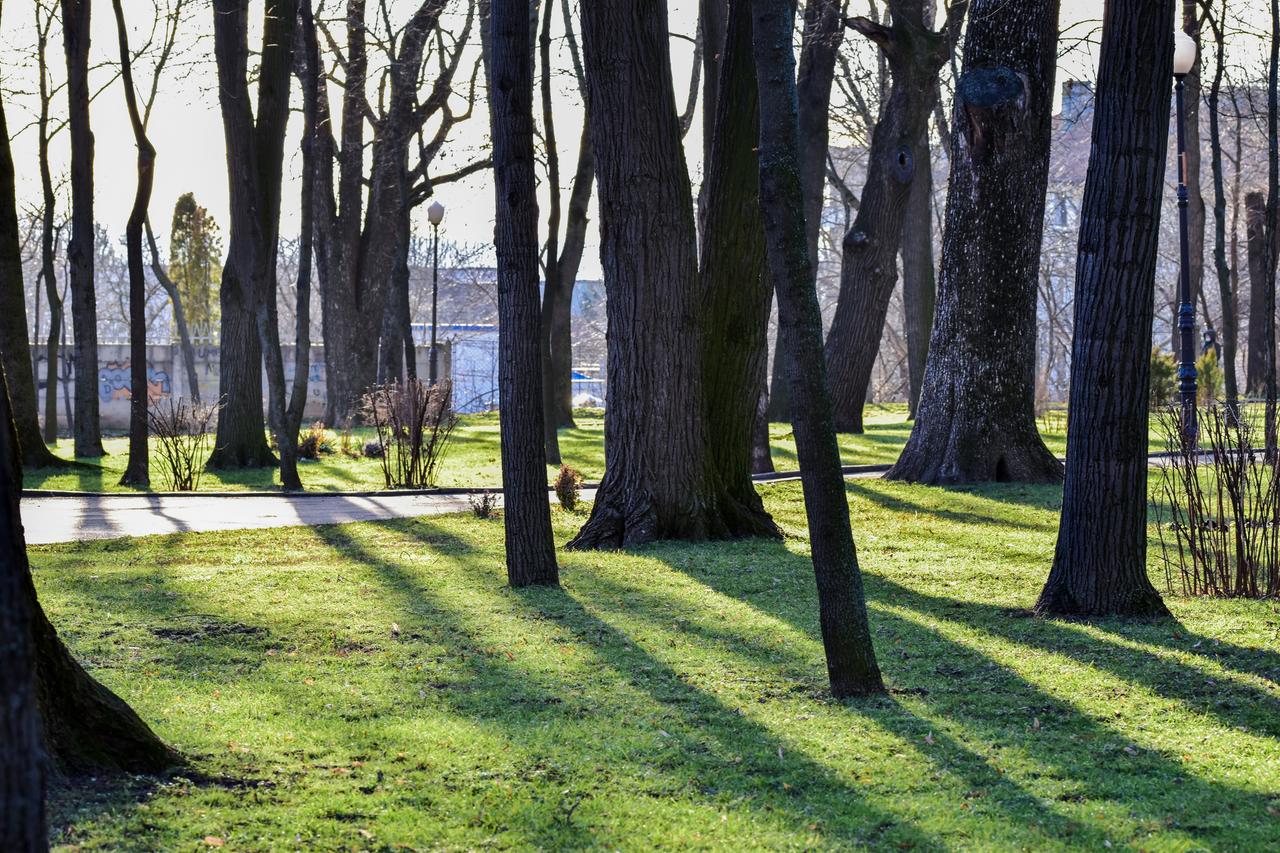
[[1206, 8, 1238, 406], [115, 0, 156, 488], [0, 98, 63, 469], [824, 2, 956, 433], [888, 0, 1063, 485], [1, 369, 179, 779], [698, 0, 778, 538], [61, 0, 104, 457], [569, 0, 753, 549], [750, 0, 884, 699], [1037, 0, 1173, 618], [207, 0, 289, 472], [900, 131, 935, 419], [1247, 191, 1269, 395], [0, 367, 47, 852], [765, 0, 844, 424], [490, 0, 559, 587]]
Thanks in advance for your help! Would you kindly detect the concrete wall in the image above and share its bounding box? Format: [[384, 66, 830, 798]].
[[31, 342, 451, 431]]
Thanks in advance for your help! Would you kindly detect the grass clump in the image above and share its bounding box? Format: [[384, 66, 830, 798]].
[[33, 479, 1280, 850]]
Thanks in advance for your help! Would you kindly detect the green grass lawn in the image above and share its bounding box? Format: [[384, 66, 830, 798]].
[[35, 480, 1279, 850], [25, 405, 1073, 493]]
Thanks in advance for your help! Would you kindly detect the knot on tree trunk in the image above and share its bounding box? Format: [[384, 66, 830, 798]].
[[958, 65, 1029, 163]]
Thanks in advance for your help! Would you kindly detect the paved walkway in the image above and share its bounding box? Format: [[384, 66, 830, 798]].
[[24, 491, 578, 545]]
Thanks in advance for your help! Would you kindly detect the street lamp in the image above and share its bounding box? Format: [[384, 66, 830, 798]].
[[427, 200, 445, 385], [1173, 29, 1198, 446]]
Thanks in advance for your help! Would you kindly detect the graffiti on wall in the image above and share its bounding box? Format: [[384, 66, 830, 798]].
[[98, 361, 171, 403]]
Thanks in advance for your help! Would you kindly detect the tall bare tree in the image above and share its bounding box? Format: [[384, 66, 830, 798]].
[[888, 0, 1063, 485], [114, 0, 158, 487], [750, 0, 884, 698], [61, 0, 104, 456], [207, 0, 298, 481], [489, 0, 559, 587], [1038, 0, 1173, 618]]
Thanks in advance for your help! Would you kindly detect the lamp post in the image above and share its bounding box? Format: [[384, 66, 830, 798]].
[[1172, 30, 1198, 446], [427, 200, 444, 385]]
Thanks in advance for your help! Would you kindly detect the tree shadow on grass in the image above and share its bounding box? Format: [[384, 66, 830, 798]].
[[647, 537, 1279, 848], [313, 521, 948, 849], [844, 480, 1060, 532]]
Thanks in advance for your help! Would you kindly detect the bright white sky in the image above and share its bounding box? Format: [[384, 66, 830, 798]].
[[0, 0, 1267, 279]]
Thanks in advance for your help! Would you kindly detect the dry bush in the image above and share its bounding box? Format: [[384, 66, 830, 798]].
[[360, 379, 457, 489], [1151, 404, 1280, 598], [469, 491, 499, 519], [554, 464, 583, 511], [148, 397, 222, 491]]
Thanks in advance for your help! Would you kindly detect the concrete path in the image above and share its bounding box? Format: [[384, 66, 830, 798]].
[[23, 490, 579, 545]]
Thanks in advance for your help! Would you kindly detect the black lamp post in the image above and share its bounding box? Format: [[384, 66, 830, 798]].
[[1173, 29, 1198, 446], [427, 199, 444, 385]]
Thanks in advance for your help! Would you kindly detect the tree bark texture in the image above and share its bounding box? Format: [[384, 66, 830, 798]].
[[823, 2, 957, 433], [1037, 0, 1173, 618], [888, 0, 1064, 485], [750, 0, 884, 698], [0, 367, 47, 851], [900, 130, 935, 419], [570, 0, 758, 549], [698, 0, 779, 538], [0, 97, 62, 469], [1247, 191, 1269, 395], [765, 0, 844, 423], [115, 0, 157, 487], [1206, 6, 1238, 405], [1, 366, 179, 776], [537, 0, 564, 465], [208, 0, 297, 481], [490, 0, 559, 586], [61, 0, 104, 457]]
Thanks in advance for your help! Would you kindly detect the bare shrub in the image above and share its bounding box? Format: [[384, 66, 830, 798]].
[[1151, 403, 1280, 598], [469, 490, 499, 519], [554, 464, 583, 511], [360, 380, 457, 489], [148, 397, 222, 491]]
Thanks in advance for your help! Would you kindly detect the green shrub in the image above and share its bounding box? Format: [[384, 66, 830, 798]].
[[1149, 348, 1178, 408]]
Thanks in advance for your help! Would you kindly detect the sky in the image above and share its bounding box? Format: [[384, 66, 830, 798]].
[[0, 0, 1267, 281]]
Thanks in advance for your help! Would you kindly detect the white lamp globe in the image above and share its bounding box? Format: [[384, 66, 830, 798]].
[[1173, 30, 1196, 76], [427, 200, 445, 226]]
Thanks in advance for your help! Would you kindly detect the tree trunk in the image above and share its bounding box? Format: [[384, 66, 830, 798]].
[[115, 0, 156, 488], [490, 0, 559, 587], [698, 0, 778, 537], [1, 368, 179, 778], [888, 0, 1064, 485], [0, 97, 63, 469], [537, 0, 564, 466], [569, 0, 754, 549], [61, 0, 104, 457], [823, 2, 957, 434], [1206, 6, 1238, 407], [765, 0, 844, 424], [900, 130, 935, 419], [144, 222, 201, 405], [0, 366, 47, 852], [1248, 191, 1269, 395], [750, 0, 884, 699], [37, 14, 63, 447], [1037, 0, 1173, 618], [547, 96, 594, 432], [207, 0, 289, 472]]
